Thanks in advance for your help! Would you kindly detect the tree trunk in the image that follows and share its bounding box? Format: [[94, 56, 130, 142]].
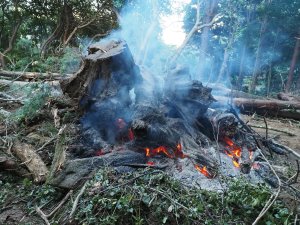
[[237, 46, 246, 90], [198, 0, 218, 76], [217, 47, 229, 82], [266, 29, 280, 96], [285, 36, 300, 92], [249, 17, 268, 93]]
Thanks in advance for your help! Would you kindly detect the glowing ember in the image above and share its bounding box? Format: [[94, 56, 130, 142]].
[[249, 151, 253, 160], [152, 146, 174, 158], [232, 158, 240, 168], [95, 149, 104, 156], [195, 164, 211, 178], [128, 128, 135, 141], [147, 161, 155, 166], [223, 137, 242, 168], [145, 148, 151, 157], [144, 143, 187, 159], [174, 143, 187, 158]]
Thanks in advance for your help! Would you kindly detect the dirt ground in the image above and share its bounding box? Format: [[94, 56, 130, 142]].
[[242, 114, 300, 153]]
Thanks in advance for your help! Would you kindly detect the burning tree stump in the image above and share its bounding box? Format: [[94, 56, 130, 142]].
[[53, 40, 278, 190]]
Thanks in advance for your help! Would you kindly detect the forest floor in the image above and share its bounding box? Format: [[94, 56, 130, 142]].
[[1, 83, 299, 224], [242, 114, 300, 153]]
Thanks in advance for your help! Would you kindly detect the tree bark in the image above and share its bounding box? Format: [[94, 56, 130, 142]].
[[217, 43, 230, 82], [237, 46, 246, 90], [0, 21, 21, 68], [198, 0, 218, 76], [285, 35, 300, 92], [215, 96, 300, 120]]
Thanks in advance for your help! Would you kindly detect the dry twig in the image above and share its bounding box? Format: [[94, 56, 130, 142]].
[[36, 190, 72, 225]]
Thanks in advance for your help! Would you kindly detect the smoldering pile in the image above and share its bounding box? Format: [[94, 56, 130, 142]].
[[51, 40, 287, 190]]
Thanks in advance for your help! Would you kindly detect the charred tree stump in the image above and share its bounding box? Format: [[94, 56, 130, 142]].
[[60, 40, 142, 106]]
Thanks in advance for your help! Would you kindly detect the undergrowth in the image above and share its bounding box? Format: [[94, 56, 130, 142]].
[[0, 168, 294, 225], [10, 83, 51, 123], [75, 168, 293, 225]]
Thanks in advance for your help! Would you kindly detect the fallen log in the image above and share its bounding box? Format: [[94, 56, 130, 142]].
[[277, 92, 300, 102], [210, 84, 260, 99], [12, 140, 49, 183], [0, 79, 60, 87], [214, 96, 300, 120], [0, 70, 71, 80], [197, 108, 238, 139]]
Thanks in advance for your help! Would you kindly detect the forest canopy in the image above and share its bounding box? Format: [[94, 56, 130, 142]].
[[0, 0, 300, 94]]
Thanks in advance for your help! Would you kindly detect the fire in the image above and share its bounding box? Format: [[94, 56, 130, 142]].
[[95, 149, 104, 156], [223, 137, 242, 168], [145, 148, 151, 157], [232, 158, 240, 168], [147, 161, 155, 166], [195, 164, 211, 178], [174, 143, 187, 158], [149, 146, 174, 158], [144, 143, 187, 159], [128, 128, 135, 141]]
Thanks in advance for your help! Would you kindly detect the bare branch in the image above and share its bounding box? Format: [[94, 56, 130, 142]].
[[167, 0, 222, 68]]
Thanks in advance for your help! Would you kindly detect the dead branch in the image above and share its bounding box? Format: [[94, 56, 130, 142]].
[[0, 70, 71, 80], [36, 190, 72, 224], [252, 147, 282, 225], [249, 125, 296, 136], [36, 136, 57, 152], [168, 0, 222, 67], [64, 18, 96, 47], [47, 125, 67, 182], [269, 139, 300, 160], [69, 182, 87, 219], [12, 140, 49, 183], [0, 79, 60, 88]]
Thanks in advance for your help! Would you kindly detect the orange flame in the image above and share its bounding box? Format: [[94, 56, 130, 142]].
[[223, 137, 242, 168], [153, 146, 174, 158], [144, 143, 188, 159], [175, 143, 187, 158], [195, 164, 210, 178], [145, 148, 151, 157]]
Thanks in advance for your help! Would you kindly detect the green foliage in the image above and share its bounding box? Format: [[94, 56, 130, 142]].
[[11, 84, 51, 123], [75, 169, 293, 225], [6, 38, 81, 73]]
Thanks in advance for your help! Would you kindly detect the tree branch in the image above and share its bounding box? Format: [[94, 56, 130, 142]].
[[167, 0, 222, 68]]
